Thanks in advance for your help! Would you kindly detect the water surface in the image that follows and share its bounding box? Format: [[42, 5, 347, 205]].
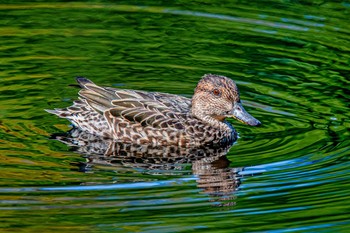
[[1, 1, 350, 232]]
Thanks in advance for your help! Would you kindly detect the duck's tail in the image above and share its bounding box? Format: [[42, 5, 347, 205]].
[[45, 77, 94, 117], [45, 77, 112, 137]]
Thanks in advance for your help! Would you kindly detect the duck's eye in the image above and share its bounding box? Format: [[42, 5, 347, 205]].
[[212, 89, 221, 96]]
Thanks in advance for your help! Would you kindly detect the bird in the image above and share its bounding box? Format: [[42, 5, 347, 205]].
[[46, 74, 261, 147]]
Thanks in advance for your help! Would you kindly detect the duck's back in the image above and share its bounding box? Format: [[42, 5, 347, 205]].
[[47, 78, 200, 146]]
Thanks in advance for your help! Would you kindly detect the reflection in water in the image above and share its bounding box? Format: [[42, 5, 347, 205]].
[[194, 156, 242, 206], [2, 1, 350, 231], [53, 129, 243, 206]]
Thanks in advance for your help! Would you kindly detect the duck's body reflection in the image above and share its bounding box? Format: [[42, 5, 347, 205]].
[[53, 129, 244, 206]]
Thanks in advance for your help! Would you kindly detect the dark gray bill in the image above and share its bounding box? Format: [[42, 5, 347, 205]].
[[229, 102, 261, 126]]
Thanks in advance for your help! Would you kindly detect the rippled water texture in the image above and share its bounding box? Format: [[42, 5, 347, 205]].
[[1, 1, 350, 232]]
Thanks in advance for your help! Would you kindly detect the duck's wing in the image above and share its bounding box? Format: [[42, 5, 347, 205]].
[[107, 98, 187, 130], [105, 87, 191, 113], [77, 77, 191, 130], [77, 77, 191, 112]]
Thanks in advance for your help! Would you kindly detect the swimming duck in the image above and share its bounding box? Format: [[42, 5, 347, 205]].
[[47, 74, 260, 147]]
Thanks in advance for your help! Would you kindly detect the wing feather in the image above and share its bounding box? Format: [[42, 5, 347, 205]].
[[108, 99, 187, 130], [75, 78, 191, 130]]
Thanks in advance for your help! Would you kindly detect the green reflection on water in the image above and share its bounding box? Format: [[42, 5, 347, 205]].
[[1, 1, 350, 233]]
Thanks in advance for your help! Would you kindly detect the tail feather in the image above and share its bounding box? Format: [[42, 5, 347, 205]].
[[45, 109, 59, 115], [45, 108, 71, 118]]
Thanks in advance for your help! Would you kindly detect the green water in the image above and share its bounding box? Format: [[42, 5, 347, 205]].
[[1, 1, 350, 232]]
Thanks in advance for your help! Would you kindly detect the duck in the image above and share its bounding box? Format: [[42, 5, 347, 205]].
[[46, 74, 261, 147]]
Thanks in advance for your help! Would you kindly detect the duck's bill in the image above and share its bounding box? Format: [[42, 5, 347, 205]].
[[229, 102, 261, 126]]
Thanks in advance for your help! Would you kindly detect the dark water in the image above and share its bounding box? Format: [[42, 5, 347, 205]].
[[1, 1, 350, 232]]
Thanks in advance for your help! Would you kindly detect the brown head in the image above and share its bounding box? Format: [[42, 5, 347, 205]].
[[191, 74, 261, 126]]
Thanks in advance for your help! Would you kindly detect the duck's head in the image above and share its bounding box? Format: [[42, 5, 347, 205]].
[[191, 74, 261, 126]]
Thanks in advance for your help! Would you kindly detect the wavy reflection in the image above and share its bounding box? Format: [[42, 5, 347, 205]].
[[52, 129, 243, 206]]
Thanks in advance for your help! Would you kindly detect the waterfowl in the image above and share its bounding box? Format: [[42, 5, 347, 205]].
[[47, 74, 260, 147]]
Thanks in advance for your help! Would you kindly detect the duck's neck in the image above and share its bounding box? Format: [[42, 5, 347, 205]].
[[191, 110, 231, 131], [190, 96, 232, 131]]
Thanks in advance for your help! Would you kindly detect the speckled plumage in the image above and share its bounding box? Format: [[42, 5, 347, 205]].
[[47, 74, 260, 147]]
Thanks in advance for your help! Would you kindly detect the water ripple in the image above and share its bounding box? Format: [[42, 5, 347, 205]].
[[1, 1, 350, 232]]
